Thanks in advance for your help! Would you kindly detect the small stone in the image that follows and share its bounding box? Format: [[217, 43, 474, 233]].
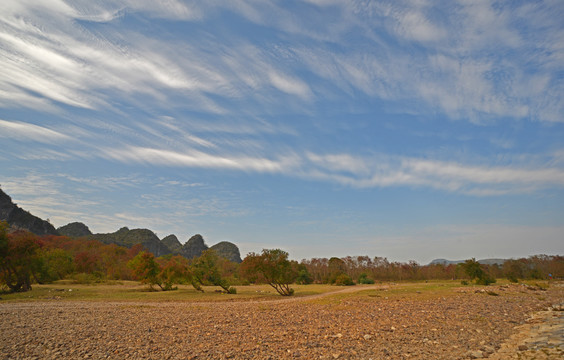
[[482, 345, 495, 355], [363, 334, 372, 340], [467, 350, 483, 359], [518, 345, 528, 351]]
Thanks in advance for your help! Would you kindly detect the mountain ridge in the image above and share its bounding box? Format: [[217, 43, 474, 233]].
[[0, 188, 242, 263]]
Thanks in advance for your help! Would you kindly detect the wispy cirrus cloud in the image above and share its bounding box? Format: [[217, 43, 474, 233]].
[[0, 119, 71, 143], [101, 146, 301, 174], [2, 0, 562, 122], [94, 144, 564, 196], [306, 152, 564, 195]]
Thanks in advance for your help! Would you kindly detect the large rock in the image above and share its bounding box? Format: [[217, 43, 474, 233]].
[[57, 222, 92, 237], [210, 241, 242, 263], [161, 234, 182, 253], [0, 188, 59, 236], [181, 234, 208, 259]]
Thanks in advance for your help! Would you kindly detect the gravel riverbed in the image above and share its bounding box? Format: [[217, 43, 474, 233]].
[[1, 283, 562, 359]]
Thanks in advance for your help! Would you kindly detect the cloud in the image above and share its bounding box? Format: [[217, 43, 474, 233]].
[[394, 9, 447, 43], [0, 119, 71, 143], [268, 71, 313, 99], [1, 0, 562, 122], [101, 146, 301, 173], [314, 154, 564, 194], [94, 144, 564, 196]]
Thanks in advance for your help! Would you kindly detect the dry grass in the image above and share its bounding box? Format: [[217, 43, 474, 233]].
[[0, 279, 552, 304], [0, 281, 338, 303]]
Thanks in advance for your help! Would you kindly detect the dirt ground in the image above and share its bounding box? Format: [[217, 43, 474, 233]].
[[0, 282, 562, 359]]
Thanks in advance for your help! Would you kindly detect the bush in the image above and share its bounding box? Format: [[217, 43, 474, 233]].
[[475, 273, 496, 286], [358, 273, 375, 284], [459, 259, 496, 286], [334, 273, 354, 286], [71, 272, 102, 284], [461, 280, 469, 285], [227, 287, 237, 294], [296, 269, 313, 285]]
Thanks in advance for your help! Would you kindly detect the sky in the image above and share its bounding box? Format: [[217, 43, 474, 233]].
[[1, 0, 563, 264]]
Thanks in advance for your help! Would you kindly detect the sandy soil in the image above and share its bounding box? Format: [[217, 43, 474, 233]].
[[1, 283, 562, 359]]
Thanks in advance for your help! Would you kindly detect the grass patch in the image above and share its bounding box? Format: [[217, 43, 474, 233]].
[[0, 280, 491, 304], [0, 282, 339, 303], [306, 281, 465, 305]]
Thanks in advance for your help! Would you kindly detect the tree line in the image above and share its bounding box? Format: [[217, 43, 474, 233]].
[[1, 222, 562, 295]]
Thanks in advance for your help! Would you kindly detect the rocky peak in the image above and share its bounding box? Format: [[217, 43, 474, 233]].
[[0, 188, 58, 236], [181, 234, 209, 259], [57, 222, 92, 238], [161, 234, 182, 253], [210, 241, 242, 263]]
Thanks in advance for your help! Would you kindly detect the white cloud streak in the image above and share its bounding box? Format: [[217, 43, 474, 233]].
[[96, 145, 564, 196], [0, 119, 71, 143], [0, 0, 561, 122], [102, 146, 301, 174]]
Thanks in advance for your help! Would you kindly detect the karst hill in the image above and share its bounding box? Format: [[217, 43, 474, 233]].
[[0, 188, 242, 263]]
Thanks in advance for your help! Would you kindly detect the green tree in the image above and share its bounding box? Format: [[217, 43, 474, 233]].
[[37, 248, 75, 282], [241, 249, 298, 296], [192, 249, 235, 293], [128, 251, 196, 291], [295, 264, 313, 285], [358, 272, 375, 284], [459, 258, 496, 285]]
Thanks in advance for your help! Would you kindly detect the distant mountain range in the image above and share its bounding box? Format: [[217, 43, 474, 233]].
[[0, 188, 242, 263], [429, 258, 507, 266]]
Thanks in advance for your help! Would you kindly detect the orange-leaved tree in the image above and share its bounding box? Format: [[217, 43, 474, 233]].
[[241, 249, 298, 296], [0, 224, 43, 292]]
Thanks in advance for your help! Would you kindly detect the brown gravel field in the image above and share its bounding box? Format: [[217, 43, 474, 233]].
[[1, 282, 562, 359]]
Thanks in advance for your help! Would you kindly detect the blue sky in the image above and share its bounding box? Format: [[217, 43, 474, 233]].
[[1, 0, 563, 264]]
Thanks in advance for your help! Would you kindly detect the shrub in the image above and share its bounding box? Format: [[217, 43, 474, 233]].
[[296, 269, 313, 285], [475, 273, 496, 286], [334, 273, 354, 286], [358, 273, 375, 284], [72, 272, 101, 284], [459, 259, 496, 286]]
